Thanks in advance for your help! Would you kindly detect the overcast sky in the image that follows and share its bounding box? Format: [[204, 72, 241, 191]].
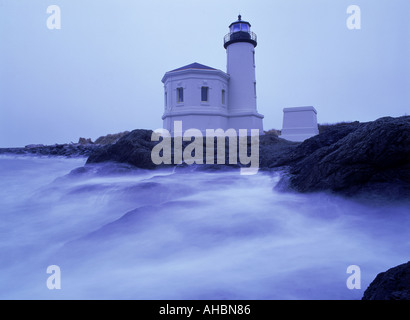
[[1, 0, 409, 147]]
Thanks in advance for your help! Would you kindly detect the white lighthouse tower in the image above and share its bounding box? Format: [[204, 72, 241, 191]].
[[224, 15, 264, 132]]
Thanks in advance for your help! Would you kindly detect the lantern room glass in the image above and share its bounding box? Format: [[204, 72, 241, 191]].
[[230, 23, 249, 33]]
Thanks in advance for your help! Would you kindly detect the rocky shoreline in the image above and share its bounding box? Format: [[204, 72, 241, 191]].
[[0, 131, 129, 158], [0, 143, 103, 157], [84, 115, 410, 200], [276, 116, 410, 200], [2, 116, 409, 199]]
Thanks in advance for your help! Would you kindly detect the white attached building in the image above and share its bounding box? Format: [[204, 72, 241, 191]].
[[161, 16, 264, 135]]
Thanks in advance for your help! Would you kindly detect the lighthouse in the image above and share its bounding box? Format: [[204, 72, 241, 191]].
[[161, 15, 264, 135], [224, 15, 263, 131]]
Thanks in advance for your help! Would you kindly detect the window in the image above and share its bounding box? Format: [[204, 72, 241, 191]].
[[201, 86, 209, 102], [231, 23, 249, 33], [232, 24, 240, 32], [164, 92, 167, 107], [221, 90, 226, 105], [177, 87, 183, 103], [241, 23, 249, 32]]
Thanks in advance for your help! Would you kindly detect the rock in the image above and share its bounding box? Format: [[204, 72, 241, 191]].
[[25, 144, 45, 149], [86, 129, 159, 169], [78, 137, 93, 145], [259, 134, 299, 169], [264, 129, 281, 136], [86, 129, 299, 171], [282, 116, 410, 199], [94, 131, 130, 145], [362, 261, 410, 300], [0, 144, 102, 157], [287, 122, 361, 164], [266, 122, 360, 170]]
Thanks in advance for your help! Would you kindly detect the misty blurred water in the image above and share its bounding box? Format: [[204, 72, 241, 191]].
[[0, 155, 409, 300]]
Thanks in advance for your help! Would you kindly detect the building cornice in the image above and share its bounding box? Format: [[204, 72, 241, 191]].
[[162, 68, 230, 83], [162, 109, 229, 120], [162, 110, 264, 120]]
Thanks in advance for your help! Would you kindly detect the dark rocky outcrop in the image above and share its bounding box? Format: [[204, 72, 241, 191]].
[[0, 132, 130, 158], [258, 134, 299, 169], [0, 143, 102, 157], [290, 117, 410, 197], [86, 129, 299, 171], [362, 261, 410, 300], [86, 129, 159, 169], [94, 131, 130, 145], [85, 116, 410, 199], [274, 116, 410, 199], [283, 121, 361, 165], [78, 137, 93, 145]]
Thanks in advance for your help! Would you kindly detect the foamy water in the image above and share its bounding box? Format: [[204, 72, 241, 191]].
[[0, 155, 409, 299]]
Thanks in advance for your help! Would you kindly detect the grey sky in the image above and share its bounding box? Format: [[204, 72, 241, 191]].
[[1, 0, 409, 147]]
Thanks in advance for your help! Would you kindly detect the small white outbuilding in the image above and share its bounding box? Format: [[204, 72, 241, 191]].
[[280, 106, 319, 142]]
